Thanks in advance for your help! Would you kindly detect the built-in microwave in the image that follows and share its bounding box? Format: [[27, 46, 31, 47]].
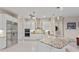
[[25, 29, 30, 37]]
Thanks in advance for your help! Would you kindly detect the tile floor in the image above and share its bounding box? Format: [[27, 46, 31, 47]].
[[0, 41, 66, 52]]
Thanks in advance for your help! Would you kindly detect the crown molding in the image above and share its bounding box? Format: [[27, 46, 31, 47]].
[[0, 8, 18, 18]]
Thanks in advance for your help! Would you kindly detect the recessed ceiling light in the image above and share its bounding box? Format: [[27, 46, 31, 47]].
[[43, 16, 46, 18]]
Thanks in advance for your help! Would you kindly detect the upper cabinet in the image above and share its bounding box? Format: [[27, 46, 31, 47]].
[[4, 14, 17, 23]]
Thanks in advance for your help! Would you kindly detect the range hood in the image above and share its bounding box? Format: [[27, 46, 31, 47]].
[[32, 27, 45, 34], [29, 11, 45, 34], [32, 18, 45, 34]]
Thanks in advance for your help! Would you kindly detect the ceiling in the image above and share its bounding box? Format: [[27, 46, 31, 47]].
[[1, 7, 79, 18]]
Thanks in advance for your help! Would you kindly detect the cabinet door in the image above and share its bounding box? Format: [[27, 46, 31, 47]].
[[11, 22, 18, 45], [6, 21, 18, 48]]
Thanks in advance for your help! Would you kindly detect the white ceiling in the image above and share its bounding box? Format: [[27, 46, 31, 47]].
[[1, 7, 79, 17]]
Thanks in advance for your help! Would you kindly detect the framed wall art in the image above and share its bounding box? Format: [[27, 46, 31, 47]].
[[67, 22, 76, 29]]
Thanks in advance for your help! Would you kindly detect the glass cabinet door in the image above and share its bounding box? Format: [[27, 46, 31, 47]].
[[6, 20, 18, 48]]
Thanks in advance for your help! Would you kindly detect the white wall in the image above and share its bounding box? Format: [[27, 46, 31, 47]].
[[64, 17, 79, 41]]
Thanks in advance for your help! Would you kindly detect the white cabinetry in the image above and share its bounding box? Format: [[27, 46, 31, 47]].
[[0, 13, 18, 49]]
